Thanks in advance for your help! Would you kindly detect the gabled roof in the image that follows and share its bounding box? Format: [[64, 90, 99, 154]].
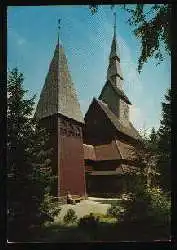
[[35, 43, 84, 124], [83, 140, 137, 162], [99, 80, 131, 105], [83, 142, 120, 161], [94, 142, 121, 161], [115, 140, 137, 161], [94, 98, 141, 141]]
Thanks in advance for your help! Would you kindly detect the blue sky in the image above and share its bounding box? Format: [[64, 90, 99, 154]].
[[7, 5, 171, 134]]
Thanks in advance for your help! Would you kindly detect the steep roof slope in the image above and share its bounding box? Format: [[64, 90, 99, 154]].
[[35, 43, 84, 123], [94, 98, 141, 141]]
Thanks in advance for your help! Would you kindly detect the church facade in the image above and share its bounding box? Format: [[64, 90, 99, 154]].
[[35, 20, 142, 197]]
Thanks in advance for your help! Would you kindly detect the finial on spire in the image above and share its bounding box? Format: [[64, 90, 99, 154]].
[[57, 19, 61, 44], [113, 12, 116, 37]]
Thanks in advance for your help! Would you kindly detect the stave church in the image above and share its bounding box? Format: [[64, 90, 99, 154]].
[[35, 16, 142, 197]]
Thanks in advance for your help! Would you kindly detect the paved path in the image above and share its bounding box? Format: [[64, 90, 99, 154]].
[[55, 199, 112, 222]]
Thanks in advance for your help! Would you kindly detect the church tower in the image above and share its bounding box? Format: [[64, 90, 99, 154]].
[[84, 13, 141, 146], [99, 13, 131, 127], [35, 21, 86, 197], [83, 13, 142, 195]]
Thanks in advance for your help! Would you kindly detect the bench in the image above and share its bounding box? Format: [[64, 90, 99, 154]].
[[54, 195, 85, 204], [71, 195, 84, 203]]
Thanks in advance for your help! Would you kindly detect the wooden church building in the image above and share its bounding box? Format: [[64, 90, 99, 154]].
[[35, 17, 142, 197]]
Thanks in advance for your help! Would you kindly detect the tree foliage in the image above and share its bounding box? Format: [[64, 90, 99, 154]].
[[89, 4, 171, 73], [157, 88, 171, 191], [132, 128, 160, 189], [7, 68, 55, 240], [123, 4, 171, 73], [135, 88, 171, 192]]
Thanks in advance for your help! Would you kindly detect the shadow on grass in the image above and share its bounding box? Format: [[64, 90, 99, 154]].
[[29, 219, 170, 242]]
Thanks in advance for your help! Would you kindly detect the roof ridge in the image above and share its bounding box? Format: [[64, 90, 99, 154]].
[[114, 140, 125, 174], [114, 140, 123, 160], [96, 98, 141, 141]]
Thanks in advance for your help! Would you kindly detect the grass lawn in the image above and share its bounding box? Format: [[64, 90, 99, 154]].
[[32, 212, 170, 242]]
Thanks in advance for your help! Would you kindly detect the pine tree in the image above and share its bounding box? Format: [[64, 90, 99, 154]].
[[7, 68, 54, 241], [157, 88, 171, 191], [147, 127, 160, 186]]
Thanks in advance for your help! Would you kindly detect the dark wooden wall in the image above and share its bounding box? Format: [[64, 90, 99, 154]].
[[39, 114, 86, 197], [86, 175, 125, 195], [59, 135, 86, 196], [84, 102, 116, 145]]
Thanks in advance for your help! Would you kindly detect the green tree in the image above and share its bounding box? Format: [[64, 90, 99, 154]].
[[157, 88, 171, 191], [89, 4, 171, 73], [7, 68, 54, 240], [131, 128, 160, 190]]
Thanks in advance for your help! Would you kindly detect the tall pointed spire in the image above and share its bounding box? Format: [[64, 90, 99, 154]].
[[107, 12, 123, 90], [35, 20, 84, 123]]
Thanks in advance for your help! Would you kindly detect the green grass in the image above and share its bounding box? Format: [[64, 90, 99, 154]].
[[31, 216, 170, 242]]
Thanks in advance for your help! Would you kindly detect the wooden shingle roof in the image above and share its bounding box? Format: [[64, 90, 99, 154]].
[[99, 81, 131, 105], [95, 98, 141, 141], [84, 141, 121, 161], [115, 140, 137, 161], [35, 43, 84, 123], [83, 140, 137, 162], [94, 142, 121, 161]]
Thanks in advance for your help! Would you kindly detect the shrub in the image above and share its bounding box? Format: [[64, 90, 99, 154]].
[[119, 185, 171, 228], [107, 204, 123, 219], [121, 194, 151, 223], [63, 209, 77, 224], [147, 186, 171, 225], [40, 193, 61, 222], [78, 213, 99, 230]]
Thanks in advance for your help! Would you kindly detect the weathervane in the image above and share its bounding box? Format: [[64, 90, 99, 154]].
[[113, 12, 116, 36], [57, 18, 61, 44]]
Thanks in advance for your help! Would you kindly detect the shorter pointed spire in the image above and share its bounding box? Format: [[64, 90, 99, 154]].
[[107, 12, 123, 89]]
